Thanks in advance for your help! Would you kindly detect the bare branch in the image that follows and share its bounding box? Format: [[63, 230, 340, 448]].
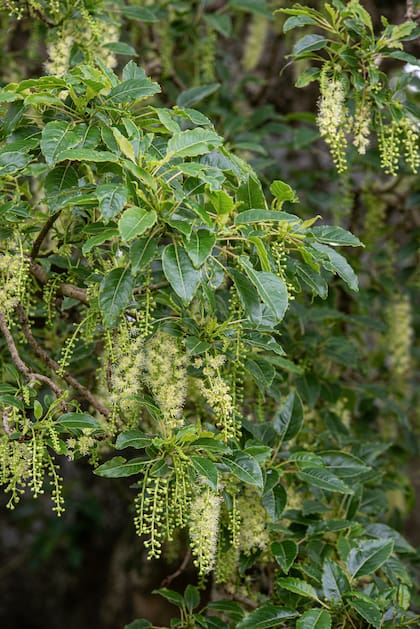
[[16, 305, 110, 418], [29, 260, 88, 304], [0, 311, 65, 400], [160, 549, 191, 587], [30, 212, 61, 259]]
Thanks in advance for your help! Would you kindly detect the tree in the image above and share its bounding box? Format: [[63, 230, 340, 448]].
[[0, 1, 419, 628]]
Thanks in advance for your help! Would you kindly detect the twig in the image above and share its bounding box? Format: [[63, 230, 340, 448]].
[[0, 311, 65, 400], [30, 212, 61, 259], [28, 260, 88, 304], [16, 305, 110, 418], [160, 549, 191, 587], [231, 593, 258, 609]]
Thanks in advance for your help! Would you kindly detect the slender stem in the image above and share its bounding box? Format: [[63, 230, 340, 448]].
[[16, 305, 110, 418], [30, 212, 61, 259], [0, 311, 64, 399], [160, 549, 192, 587]]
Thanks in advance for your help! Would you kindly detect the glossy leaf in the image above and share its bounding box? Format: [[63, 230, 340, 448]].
[[297, 468, 353, 494], [221, 452, 263, 489], [56, 413, 100, 431], [347, 538, 394, 579], [277, 578, 319, 600], [296, 609, 332, 629], [99, 267, 134, 328], [94, 456, 149, 478], [40, 121, 82, 165], [240, 257, 288, 322], [262, 484, 287, 521], [162, 243, 201, 304], [118, 208, 157, 241], [107, 78, 160, 103], [115, 431, 151, 450], [191, 456, 219, 490], [97, 183, 128, 222], [311, 226, 363, 247], [236, 605, 298, 629], [321, 559, 350, 603], [273, 391, 303, 441], [346, 596, 381, 629], [184, 230, 216, 268], [166, 128, 223, 158], [272, 540, 298, 573]]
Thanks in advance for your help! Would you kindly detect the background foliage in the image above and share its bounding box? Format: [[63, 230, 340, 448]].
[[0, 1, 419, 628]]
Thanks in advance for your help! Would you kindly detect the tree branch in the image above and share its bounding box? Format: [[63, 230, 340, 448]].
[[160, 549, 191, 587], [0, 311, 65, 401], [16, 305, 110, 418], [30, 212, 61, 259], [29, 260, 88, 304]]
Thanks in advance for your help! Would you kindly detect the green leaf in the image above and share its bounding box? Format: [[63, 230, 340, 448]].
[[295, 261, 328, 299], [191, 456, 219, 490], [270, 180, 298, 204], [96, 184, 128, 222], [56, 149, 119, 163], [311, 226, 363, 247], [82, 228, 118, 254], [283, 15, 318, 32], [296, 609, 332, 629], [177, 83, 220, 108], [346, 595, 381, 629], [320, 451, 371, 479], [237, 175, 267, 210], [277, 578, 319, 600], [118, 208, 157, 241], [115, 431, 151, 450], [272, 540, 298, 573], [292, 34, 327, 56], [236, 605, 298, 629], [239, 257, 288, 322], [94, 456, 149, 478], [231, 270, 262, 324], [162, 243, 201, 304], [184, 584, 200, 613], [184, 230, 216, 268], [235, 210, 297, 224], [321, 559, 350, 603], [99, 267, 134, 328], [273, 391, 303, 441], [120, 6, 158, 22], [262, 484, 287, 521], [347, 539, 394, 579], [103, 42, 137, 56], [297, 468, 353, 494], [44, 165, 78, 196], [313, 243, 359, 291], [130, 237, 158, 273], [155, 588, 184, 607], [221, 452, 263, 489], [0, 151, 30, 175], [166, 128, 223, 158], [56, 413, 100, 431], [107, 78, 160, 103]]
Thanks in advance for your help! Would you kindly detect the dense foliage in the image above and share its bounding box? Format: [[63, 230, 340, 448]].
[[0, 1, 419, 628]]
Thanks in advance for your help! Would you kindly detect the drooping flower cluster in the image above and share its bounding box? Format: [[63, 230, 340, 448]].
[[317, 76, 348, 173], [353, 97, 372, 155], [141, 331, 188, 431], [189, 486, 221, 575], [237, 487, 269, 555], [196, 354, 237, 441], [0, 250, 28, 315]]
